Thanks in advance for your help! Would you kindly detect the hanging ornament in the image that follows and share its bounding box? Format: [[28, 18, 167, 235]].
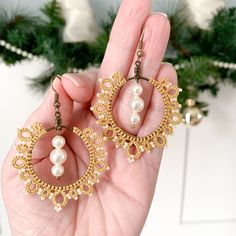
[[59, 0, 99, 43], [185, 0, 225, 29], [183, 99, 203, 126]]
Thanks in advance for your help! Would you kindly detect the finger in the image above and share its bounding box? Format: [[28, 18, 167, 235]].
[[61, 68, 98, 105], [91, 0, 151, 104], [139, 63, 178, 136], [113, 13, 171, 134]]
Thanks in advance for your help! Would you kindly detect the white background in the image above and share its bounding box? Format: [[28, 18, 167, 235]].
[[0, 0, 236, 236]]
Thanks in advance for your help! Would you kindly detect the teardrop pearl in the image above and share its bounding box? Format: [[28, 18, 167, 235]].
[[130, 97, 144, 112], [51, 165, 64, 177], [131, 113, 141, 125], [52, 135, 65, 149], [50, 149, 67, 165], [132, 83, 143, 96]]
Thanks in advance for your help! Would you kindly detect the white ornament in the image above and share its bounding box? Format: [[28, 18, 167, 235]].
[[185, 0, 225, 29], [51, 165, 64, 177], [59, 0, 99, 43]]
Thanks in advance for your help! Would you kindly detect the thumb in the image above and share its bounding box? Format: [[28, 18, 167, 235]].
[[61, 68, 98, 104]]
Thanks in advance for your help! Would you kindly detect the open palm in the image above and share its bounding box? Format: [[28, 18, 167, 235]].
[[2, 0, 178, 235]]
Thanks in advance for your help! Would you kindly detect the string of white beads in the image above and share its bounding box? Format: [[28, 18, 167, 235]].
[[1, 37, 236, 72], [0, 39, 35, 59], [174, 61, 236, 70], [50, 135, 67, 178], [129, 83, 144, 127], [212, 60, 236, 69]]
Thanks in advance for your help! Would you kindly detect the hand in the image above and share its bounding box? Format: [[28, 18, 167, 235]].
[[2, 0, 177, 235]]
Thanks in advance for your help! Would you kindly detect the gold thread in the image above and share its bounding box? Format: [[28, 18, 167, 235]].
[[92, 72, 182, 162], [11, 123, 109, 212]]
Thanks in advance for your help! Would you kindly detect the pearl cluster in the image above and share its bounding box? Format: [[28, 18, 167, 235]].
[[50, 135, 67, 178], [129, 83, 144, 127]]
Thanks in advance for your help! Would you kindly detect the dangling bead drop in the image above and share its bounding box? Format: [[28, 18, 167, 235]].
[[130, 83, 144, 128], [50, 135, 67, 178]]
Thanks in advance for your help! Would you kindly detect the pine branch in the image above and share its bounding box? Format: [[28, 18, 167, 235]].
[[0, 2, 236, 117]]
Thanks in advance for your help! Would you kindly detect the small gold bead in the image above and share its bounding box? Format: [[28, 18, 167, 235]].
[[137, 50, 144, 57]]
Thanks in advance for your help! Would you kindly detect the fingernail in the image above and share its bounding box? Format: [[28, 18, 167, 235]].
[[63, 73, 85, 87], [162, 62, 173, 65], [158, 12, 168, 18], [52, 76, 61, 90]]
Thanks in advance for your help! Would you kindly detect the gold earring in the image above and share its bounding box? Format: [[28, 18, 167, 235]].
[[91, 34, 182, 162], [11, 75, 109, 212]]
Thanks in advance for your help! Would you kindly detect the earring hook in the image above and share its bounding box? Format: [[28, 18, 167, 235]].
[[128, 31, 149, 82], [51, 75, 62, 94], [50, 75, 63, 133], [46, 75, 73, 133], [138, 31, 144, 52]]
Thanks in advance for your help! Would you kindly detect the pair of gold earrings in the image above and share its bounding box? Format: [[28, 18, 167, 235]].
[[11, 36, 182, 211]]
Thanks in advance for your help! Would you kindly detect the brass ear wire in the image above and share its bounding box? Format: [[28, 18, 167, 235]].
[[51, 75, 61, 93], [47, 75, 73, 133], [128, 32, 149, 83], [51, 75, 63, 133]]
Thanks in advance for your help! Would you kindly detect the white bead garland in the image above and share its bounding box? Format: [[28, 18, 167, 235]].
[[1, 37, 236, 72], [0, 39, 35, 60], [174, 60, 236, 70], [50, 135, 67, 178], [129, 83, 144, 127]]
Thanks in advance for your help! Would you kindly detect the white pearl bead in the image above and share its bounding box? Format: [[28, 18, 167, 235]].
[[132, 83, 143, 96], [5, 43, 10, 49], [50, 149, 67, 165], [16, 49, 22, 54], [51, 165, 64, 177], [0, 40, 5, 46], [131, 113, 141, 125], [130, 97, 144, 112], [52, 135, 65, 148], [22, 51, 27, 57]]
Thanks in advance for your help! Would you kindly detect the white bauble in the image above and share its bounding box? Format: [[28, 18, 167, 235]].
[[59, 0, 99, 42], [185, 0, 225, 29]]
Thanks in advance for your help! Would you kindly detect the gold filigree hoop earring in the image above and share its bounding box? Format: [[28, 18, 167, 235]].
[[11, 76, 109, 212], [91, 34, 182, 162]]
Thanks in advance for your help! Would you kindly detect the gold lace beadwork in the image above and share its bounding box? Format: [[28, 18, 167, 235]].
[[91, 72, 182, 162], [11, 123, 109, 212]]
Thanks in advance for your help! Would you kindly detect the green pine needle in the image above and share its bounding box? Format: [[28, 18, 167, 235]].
[[0, 2, 236, 116]]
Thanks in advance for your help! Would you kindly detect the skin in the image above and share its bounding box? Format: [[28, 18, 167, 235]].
[[1, 0, 178, 235]]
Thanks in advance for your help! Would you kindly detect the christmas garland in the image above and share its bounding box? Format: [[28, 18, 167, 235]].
[[0, 0, 236, 125]]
